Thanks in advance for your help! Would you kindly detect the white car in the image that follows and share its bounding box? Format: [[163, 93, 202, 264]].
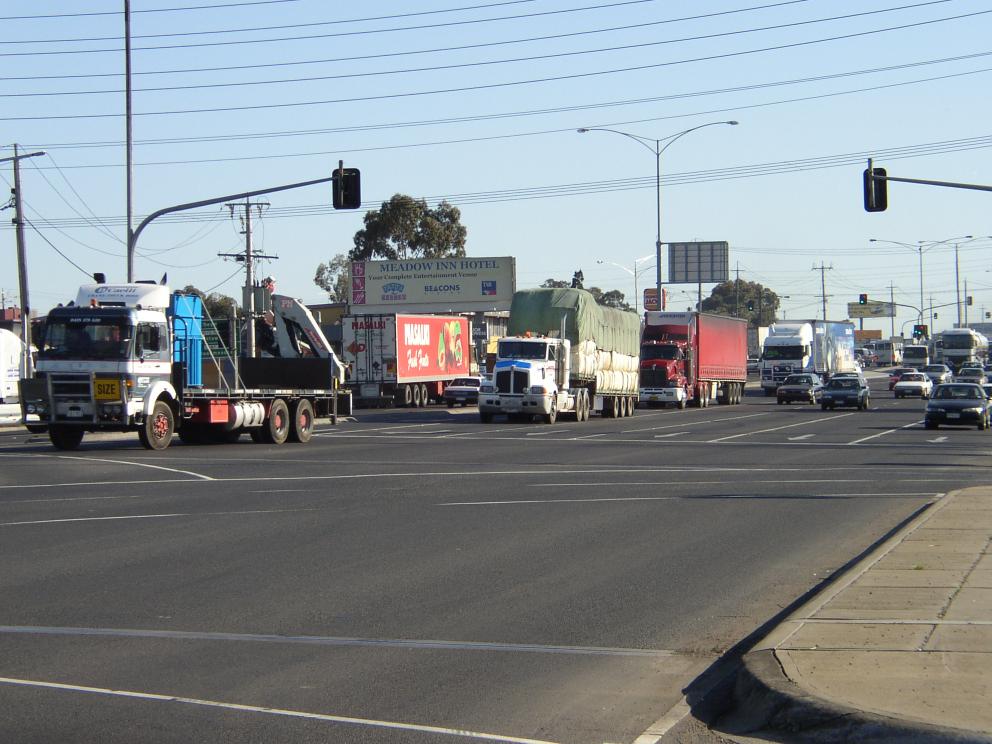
[[893, 372, 933, 399], [443, 376, 485, 407]]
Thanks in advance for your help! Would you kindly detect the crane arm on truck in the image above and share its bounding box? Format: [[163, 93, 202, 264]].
[[269, 295, 345, 385]]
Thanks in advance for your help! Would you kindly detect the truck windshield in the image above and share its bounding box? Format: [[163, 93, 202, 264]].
[[763, 345, 806, 360], [942, 336, 978, 350], [39, 318, 134, 361], [498, 340, 547, 360], [641, 345, 681, 361]]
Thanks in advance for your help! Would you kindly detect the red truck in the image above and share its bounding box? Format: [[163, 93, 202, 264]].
[[342, 313, 471, 407], [638, 311, 748, 408]]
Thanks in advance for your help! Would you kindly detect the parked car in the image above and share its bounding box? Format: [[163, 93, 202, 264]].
[[925, 383, 992, 430], [921, 364, 953, 385], [776, 373, 823, 405], [893, 372, 933, 399], [442, 376, 485, 407], [821, 376, 871, 410], [888, 367, 919, 390]]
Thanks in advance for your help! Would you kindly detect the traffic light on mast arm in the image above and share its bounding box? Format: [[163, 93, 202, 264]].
[[332, 163, 361, 209], [863, 162, 887, 212], [913, 324, 929, 339]]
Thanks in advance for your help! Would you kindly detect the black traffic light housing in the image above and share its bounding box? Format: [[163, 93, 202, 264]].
[[859, 293, 868, 305], [912, 324, 929, 339], [863, 165, 887, 212], [746, 300, 755, 312], [332, 166, 361, 209]]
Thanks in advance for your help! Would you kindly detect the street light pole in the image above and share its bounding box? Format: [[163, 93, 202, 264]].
[[579, 121, 738, 311], [597, 253, 653, 314]]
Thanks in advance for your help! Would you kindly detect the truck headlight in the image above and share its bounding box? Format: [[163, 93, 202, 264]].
[[529, 386, 546, 395], [480, 385, 494, 394], [963, 407, 982, 415]]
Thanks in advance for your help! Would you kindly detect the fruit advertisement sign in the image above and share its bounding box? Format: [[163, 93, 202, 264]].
[[396, 315, 470, 382]]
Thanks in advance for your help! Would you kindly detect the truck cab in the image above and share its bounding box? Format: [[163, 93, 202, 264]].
[[639, 331, 691, 408], [478, 335, 572, 423], [760, 323, 814, 394]]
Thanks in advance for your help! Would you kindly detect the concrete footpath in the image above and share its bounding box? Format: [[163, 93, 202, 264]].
[[718, 487, 992, 743]]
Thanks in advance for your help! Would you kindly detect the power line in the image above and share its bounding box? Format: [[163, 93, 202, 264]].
[[0, 0, 303, 22], [0, 2, 957, 99], [5, 9, 986, 121]]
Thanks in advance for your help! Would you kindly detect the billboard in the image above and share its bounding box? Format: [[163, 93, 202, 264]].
[[847, 301, 895, 318], [342, 314, 470, 384], [350, 257, 515, 313], [667, 242, 729, 284]]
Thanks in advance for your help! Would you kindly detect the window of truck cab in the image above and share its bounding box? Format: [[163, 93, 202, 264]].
[[135, 322, 169, 360], [39, 315, 134, 360]]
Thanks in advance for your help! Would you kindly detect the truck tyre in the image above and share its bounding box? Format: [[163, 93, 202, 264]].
[[543, 398, 557, 424], [612, 395, 621, 418], [138, 400, 174, 451], [399, 385, 413, 407], [420, 384, 430, 406], [261, 398, 290, 444], [678, 397, 687, 410], [582, 390, 591, 421], [289, 399, 315, 443], [49, 425, 84, 451], [412, 384, 423, 408], [628, 396, 637, 416]]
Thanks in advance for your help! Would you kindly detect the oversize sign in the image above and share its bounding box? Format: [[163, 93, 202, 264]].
[[350, 257, 515, 313]]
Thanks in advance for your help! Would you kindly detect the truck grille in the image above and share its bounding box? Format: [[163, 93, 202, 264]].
[[495, 369, 529, 394], [639, 369, 668, 387], [50, 375, 92, 396], [49, 373, 96, 423]]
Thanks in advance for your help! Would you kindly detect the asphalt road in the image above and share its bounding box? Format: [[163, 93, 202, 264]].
[[1, 375, 989, 743]]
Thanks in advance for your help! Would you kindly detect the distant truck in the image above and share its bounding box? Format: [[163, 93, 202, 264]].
[[478, 288, 640, 422], [342, 313, 471, 407], [759, 320, 857, 394], [639, 311, 748, 408], [902, 343, 929, 368], [19, 281, 348, 450], [939, 328, 989, 372], [1, 328, 26, 403]]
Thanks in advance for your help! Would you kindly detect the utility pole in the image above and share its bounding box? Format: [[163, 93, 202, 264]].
[[889, 282, 896, 338], [964, 278, 969, 327], [812, 262, 833, 321], [3, 144, 46, 378], [954, 242, 962, 328], [218, 199, 274, 359], [734, 263, 740, 317]]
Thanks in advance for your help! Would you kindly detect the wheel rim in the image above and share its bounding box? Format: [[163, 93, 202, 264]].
[[151, 412, 170, 441]]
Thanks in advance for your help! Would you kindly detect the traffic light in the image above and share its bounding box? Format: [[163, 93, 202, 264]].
[[746, 300, 755, 312], [913, 324, 929, 339], [859, 293, 868, 305], [967, 295, 974, 306], [332, 166, 361, 209], [863, 166, 887, 212]]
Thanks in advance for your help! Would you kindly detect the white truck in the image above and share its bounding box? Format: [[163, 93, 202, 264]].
[[477, 288, 640, 422], [1, 328, 26, 403], [20, 280, 348, 450], [759, 320, 857, 394]]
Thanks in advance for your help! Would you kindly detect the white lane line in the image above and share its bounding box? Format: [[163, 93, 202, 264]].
[[653, 431, 690, 438], [0, 625, 673, 658], [526, 429, 571, 436], [707, 412, 857, 442], [443, 492, 940, 506], [787, 434, 814, 441], [442, 496, 675, 506], [929, 436, 949, 443], [0, 453, 213, 481], [0, 508, 313, 527], [0, 677, 559, 744], [621, 412, 769, 434], [847, 420, 921, 445]]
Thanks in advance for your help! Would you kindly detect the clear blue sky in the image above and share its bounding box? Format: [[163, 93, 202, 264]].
[[2, 0, 991, 337]]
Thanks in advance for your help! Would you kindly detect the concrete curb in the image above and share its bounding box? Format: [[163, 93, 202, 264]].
[[727, 649, 991, 743]]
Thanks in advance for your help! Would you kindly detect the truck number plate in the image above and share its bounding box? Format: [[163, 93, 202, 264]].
[[947, 412, 960, 419], [94, 379, 121, 400]]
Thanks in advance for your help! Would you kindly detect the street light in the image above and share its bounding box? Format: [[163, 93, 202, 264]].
[[578, 121, 739, 310], [596, 253, 654, 314]]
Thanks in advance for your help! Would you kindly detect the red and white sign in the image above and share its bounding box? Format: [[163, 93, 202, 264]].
[[396, 315, 470, 380]]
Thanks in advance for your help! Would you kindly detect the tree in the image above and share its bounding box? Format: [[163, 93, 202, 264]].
[[181, 285, 237, 318], [700, 280, 779, 326], [313, 253, 350, 302], [350, 194, 467, 261], [540, 278, 570, 288]]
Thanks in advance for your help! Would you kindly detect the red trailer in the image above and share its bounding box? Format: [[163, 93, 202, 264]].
[[638, 311, 748, 408]]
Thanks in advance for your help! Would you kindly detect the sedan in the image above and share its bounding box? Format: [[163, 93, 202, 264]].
[[443, 376, 485, 407], [954, 368, 988, 385], [893, 372, 932, 399], [925, 383, 992, 430], [777, 373, 823, 405], [921, 364, 953, 385], [821, 377, 871, 410], [888, 367, 919, 390]]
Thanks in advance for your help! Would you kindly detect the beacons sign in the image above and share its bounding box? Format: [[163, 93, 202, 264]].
[[349, 257, 515, 313]]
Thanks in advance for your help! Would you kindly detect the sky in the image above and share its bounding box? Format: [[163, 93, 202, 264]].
[[2, 0, 991, 338]]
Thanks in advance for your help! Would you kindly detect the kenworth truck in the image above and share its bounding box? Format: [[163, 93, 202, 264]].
[[477, 288, 640, 423], [19, 280, 347, 451], [638, 311, 748, 408]]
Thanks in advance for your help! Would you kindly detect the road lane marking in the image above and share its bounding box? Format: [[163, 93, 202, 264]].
[[0, 677, 559, 744], [526, 429, 571, 436], [444, 492, 940, 505], [0, 453, 213, 480], [654, 432, 690, 438], [847, 420, 921, 445], [787, 434, 815, 441], [622, 412, 769, 433], [0, 508, 313, 527], [707, 412, 857, 442], [929, 436, 949, 443], [0, 625, 675, 658]]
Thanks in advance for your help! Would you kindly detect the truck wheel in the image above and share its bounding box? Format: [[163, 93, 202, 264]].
[[420, 384, 430, 406], [289, 398, 314, 443], [399, 385, 413, 407], [628, 396, 637, 416], [138, 400, 174, 451], [49, 425, 84, 451], [612, 396, 621, 418], [261, 398, 290, 444], [543, 398, 557, 424], [678, 397, 687, 410], [412, 384, 423, 408]]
